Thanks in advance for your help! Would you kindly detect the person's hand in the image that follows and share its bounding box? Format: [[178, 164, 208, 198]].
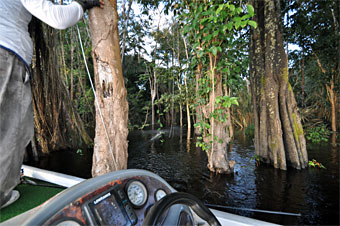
[[75, 0, 104, 11]]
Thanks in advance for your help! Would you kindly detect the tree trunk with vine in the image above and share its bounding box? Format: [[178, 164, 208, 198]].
[[194, 63, 202, 136], [89, 0, 129, 177], [183, 37, 192, 148], [250, 0, 308, 170], [182, 1, 255, 174], [202, 53, 234, 174]]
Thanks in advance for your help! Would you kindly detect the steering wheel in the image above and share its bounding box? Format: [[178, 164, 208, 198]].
[[143, 192, 221, 226]]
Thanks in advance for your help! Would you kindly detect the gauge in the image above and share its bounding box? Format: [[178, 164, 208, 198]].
[[126, 180, 148, 207], [55, 220, 82, 226], [155, 189, 167, 201]]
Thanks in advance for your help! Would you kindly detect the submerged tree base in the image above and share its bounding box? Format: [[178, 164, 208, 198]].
[[207, 154, 236, 174], [207, 161, 236, 174]]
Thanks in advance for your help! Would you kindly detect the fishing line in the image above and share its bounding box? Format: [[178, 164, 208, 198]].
[[205, 203, 302, 217], [76, 25, 118, 170]]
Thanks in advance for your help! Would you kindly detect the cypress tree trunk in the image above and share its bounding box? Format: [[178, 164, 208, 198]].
[[29, 18, 92, 154], [249, 0, 308, 170], [89, 0, 129, 177]]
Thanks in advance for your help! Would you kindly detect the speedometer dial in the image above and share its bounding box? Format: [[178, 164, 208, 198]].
[[126, 180, 148, 207], [155, 189, 167, 201]]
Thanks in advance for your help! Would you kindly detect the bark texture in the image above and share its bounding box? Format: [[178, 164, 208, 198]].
[[203, 64, 234, 174], [198, 51, 234, 174], [194, 63, 202, 136], [249, 0, 308, 170], [89, 0, 129, 177], [29, 18, 92, 154], [326, 74, 338, 136]]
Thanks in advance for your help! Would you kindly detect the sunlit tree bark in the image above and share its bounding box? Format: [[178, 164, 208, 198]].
[[89, 0, 129, 176], [250, 0, 308, 170], [194, 63, 202, 136]]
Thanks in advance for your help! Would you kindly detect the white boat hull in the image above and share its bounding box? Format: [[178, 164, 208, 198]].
[[2, 166, 279, 226]]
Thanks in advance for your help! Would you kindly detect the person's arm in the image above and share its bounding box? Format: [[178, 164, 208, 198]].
[[21, 0, 84, 30]]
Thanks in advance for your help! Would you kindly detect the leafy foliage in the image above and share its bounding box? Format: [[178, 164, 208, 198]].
[[309, 159, 326, 169], [285, 0, 339, 129], [180, 1, 256, 150], [51, 0, 338, 153], [306, 125, 331, 144]]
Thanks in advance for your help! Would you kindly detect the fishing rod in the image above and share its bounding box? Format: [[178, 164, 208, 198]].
[[20, 177, 65, 189], [205, 203, 301, 217]]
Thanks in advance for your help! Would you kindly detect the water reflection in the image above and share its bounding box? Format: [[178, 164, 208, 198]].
[[30, 127, 339, 225], [127, 128, 339, 225]]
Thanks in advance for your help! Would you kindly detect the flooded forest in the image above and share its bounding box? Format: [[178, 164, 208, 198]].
[[25, 0, 339, 225]]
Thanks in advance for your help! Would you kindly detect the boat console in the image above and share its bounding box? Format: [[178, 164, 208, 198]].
[[20, 169, 220, 226]]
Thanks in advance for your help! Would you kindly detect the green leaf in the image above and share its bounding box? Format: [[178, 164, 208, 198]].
[[200, 18, 209, 24], [233, 16, 241, 22], [202, 11, 210, 16], [211, 46, 218, 56], [216, 5, 224, 15], [226, 22, 233, 31], [215, 96, 221, 104], [235, 7, 243, 14], [234, 21, 241, 29], [204, 34, 213, 42], [248, 20, 257, 28], [241, 14, 251, 20], [198, 4, 203, 13], [193, 43, 200, 49], [222, 68, 230, 73], [241, 20, 248, 28], [247, 4, 255, 17], [230, 97, 239, 106]]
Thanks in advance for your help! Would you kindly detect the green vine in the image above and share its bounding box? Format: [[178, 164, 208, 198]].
[[182, 1, 256, 151]]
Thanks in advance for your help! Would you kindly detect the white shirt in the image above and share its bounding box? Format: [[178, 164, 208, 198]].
[[0, 0, 84, 66]]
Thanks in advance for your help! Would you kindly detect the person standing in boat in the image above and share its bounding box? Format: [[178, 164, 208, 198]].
[[0, 0, 103, 209]]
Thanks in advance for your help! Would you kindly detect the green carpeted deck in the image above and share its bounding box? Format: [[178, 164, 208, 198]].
[[0, 178, 64, 223]]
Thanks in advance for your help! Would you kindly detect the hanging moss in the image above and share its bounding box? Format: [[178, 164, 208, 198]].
[[292, 113, 304, 143], [261, 75, 265, 95], [288, 82, 293, 92], [283, 66, 289, 82]]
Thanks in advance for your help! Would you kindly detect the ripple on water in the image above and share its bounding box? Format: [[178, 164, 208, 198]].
[[127, 129, 339, 225]]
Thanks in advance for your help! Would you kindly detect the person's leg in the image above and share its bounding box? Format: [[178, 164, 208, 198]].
[[0, 48, 34, 207]]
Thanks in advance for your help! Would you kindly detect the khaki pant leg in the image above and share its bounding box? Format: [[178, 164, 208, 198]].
[[0, 48, 33, 205]]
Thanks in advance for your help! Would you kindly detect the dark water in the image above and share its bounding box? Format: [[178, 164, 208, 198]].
[[31, 128, 339, 225]]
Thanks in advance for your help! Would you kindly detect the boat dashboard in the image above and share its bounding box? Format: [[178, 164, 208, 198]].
[[19, 169, 220, 226]]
